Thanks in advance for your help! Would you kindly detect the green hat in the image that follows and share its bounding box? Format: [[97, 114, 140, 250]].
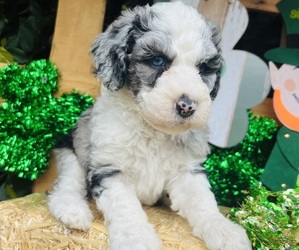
[[264, 0, 299, 66], [261, 126, 299, 191]]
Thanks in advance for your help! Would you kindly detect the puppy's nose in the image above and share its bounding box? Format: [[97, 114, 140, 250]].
[[176, 96, 197, 118]]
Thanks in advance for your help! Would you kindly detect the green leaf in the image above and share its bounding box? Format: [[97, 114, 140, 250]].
[[0, 46, 14, 63], [5, 35, 20, 50], [1, 38, 7, 47], [7, 47, 30, 64], [18, 17, 36, 53], [30, 0, 43, 26]]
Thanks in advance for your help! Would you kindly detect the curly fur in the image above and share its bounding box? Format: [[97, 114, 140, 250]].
[[48, 2, 252, 249]]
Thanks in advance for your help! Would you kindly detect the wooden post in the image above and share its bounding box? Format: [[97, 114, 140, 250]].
[[198, 0, 230, 29], [50, 0, 106, 98], [32, 0, 106, 193]]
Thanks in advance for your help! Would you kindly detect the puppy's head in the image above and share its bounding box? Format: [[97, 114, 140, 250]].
[[92, 1, 223, 134]]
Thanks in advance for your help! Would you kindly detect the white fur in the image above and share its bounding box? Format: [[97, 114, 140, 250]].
[[48, 2, 252, 250], [138, 65, 212, 134], [48, 148, 93, 231]]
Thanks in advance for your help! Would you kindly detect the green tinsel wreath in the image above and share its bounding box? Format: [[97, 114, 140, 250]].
[[0, 60, 94, 180], [204, 112, 279, 207]]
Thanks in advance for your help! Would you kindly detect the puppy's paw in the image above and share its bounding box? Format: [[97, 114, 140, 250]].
[[48, 193, 93, 231], [194, 216, 252, 250], [109, 223, 162, 250]]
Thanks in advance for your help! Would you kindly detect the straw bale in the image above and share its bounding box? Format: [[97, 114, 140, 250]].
[[0, 193, 207, 249]]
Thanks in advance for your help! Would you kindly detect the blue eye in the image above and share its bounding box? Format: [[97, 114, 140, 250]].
[[149, 56, 166, 67]]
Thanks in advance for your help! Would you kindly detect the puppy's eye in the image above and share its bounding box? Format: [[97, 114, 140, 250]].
[[149, 56, 166, 67]]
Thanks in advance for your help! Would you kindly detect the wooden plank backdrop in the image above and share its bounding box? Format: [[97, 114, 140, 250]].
[[198, 0, 229, 29], [50, 0, 105, 99], [32, 0, 106, 192]]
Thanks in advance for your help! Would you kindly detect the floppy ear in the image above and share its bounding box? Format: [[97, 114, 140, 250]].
[[91, 5, 152, 91], [207, 21, 223, 100]]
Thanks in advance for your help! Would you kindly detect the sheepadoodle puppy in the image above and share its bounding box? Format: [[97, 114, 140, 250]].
[[48, 1, 252, 249]]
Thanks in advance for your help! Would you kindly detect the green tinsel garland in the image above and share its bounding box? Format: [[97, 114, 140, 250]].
[[229, 185, 299, 250], [0, 60, 94, 180], [204, 112, 279, 207]]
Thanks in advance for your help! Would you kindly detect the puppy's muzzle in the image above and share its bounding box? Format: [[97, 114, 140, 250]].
[[176, 95, 197, 118]]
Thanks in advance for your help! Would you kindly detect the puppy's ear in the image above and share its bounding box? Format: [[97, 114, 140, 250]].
[[207, 22, 223, 100], [91, 5, 152, 91]]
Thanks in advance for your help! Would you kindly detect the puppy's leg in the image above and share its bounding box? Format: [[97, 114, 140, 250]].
[[47, 148, 93, 230], [166, 169, 252, 250], [88, 167, 161, 250]]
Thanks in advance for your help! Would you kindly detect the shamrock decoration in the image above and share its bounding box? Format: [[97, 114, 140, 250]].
[[208, 0, 271, 148], [0, 60, 94, 180], [204, 111, 279, 207]]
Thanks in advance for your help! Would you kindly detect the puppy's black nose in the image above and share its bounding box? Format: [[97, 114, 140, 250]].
[[176, 96, 197, 118]]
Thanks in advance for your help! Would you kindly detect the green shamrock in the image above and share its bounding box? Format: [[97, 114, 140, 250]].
[[204, 112, 279, 207], [0, 59, 94, 180]]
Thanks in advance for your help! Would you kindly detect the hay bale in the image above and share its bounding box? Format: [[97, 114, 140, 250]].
[[0, 193, 207, 249]]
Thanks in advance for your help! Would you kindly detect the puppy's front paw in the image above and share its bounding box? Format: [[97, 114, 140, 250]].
[[194, 216, 252, 250], [109, 223, 162, 250], [48, 193, 93, 231]]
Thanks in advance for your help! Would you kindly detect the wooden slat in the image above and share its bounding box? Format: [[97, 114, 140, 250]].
[[32, 154, 58, 193], [240, 0, 280, 13], [50, 0, 106, 98], [198, 0, 230, 29], [32, 0, 106, 193]]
